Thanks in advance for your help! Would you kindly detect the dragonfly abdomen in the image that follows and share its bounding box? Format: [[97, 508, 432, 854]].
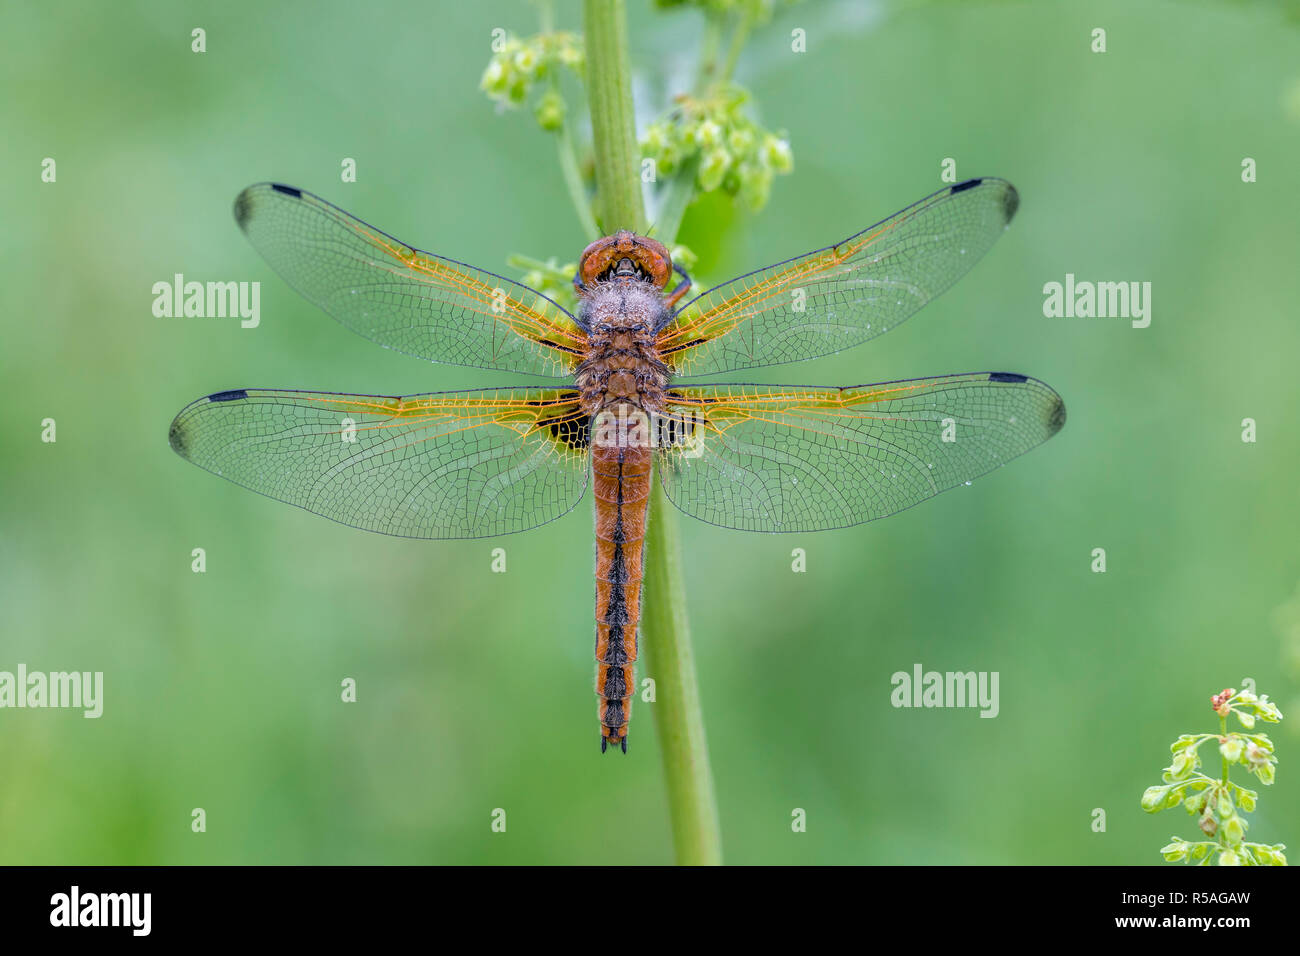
[[592, 439, 652, 754]]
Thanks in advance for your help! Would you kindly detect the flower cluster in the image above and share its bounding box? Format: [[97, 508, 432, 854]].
[[1141, 686, 1285, 865], [479, 32, 584, 131], [641, 86, 793, 210]]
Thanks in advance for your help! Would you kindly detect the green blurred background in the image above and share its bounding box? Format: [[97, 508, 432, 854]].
[[2, 0, 1298, 865]]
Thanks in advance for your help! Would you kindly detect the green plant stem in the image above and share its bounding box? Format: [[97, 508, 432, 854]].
[[720, 9, 752, 85], [642, 480, 723, 865], [1217, 714, 1232, 858], [583, 0, 644, 233], [1221, 714, 1229, 785], [584, 0, 722, 866], [694, 10, 725, 92]]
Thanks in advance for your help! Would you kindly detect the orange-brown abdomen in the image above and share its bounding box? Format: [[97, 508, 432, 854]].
[[591, 439, 653, 753]]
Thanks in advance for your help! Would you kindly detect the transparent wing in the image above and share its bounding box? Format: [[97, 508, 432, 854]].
[[658, 178, 1019, 376], [656, 372, 1064, 532], [234, 183, 586, 377], [169, 387, 590, 539]]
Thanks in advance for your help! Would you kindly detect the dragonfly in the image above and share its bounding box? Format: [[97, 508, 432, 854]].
[[169, 177, 1065, 753]]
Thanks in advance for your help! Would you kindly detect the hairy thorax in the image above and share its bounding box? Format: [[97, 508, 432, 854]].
[[574, 279, 672, 417]]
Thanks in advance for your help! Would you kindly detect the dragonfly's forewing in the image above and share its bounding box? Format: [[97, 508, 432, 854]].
[[169, 387, 589, 538], [234, 184, 586, 377], [656, 372, 1064, 532], [660, 178, 1019, 376]]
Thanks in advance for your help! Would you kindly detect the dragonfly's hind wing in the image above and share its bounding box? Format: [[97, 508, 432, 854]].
[[169, 387, 589, 538], [655, 373, 1064, 532]]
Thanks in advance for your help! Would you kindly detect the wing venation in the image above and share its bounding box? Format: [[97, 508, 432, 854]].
[[656, 372, 1064, 532], [169, 387, 589, 538], [660, 179, 1018, 376], [235, 183, 585, 377]]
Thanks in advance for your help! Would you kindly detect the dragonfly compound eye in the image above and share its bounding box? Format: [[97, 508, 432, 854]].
[[578, 231, 673, 288]]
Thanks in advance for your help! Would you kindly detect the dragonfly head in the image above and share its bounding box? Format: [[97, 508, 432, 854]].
[[578, 230, 672, 291]]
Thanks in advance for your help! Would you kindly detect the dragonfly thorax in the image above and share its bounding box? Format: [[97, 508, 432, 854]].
[[574, 279, 671, 416]]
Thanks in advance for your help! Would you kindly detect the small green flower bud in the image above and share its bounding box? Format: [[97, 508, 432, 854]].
[[657, 141, 682, 175], [697, 147, 731, 192], [763, 135, 794, 174], [535, 90, 566, 132], [557, 42, 584, 73], [1219, 737, 1244, 762], [513, 46, 539, 76], [481, 60, 509, 96], [1141, 785, 1170, 812], [721, 168, 741, 197], [1219, 848, 1240, 866], [727, 126, 756, 156], [1237, 710, 1256, 729], [643, 123, 667, 154], [1169, 749, 1191, 777], [1245, 739, 1270, 761], [1223, 815, 1246, 843], [694, 119, 724, 149], [739, 162, 773, 209], [1160, 840, 1188, 862]]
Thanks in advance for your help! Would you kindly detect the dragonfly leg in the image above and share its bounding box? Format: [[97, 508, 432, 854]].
[[664, 262, 692, 310], [572, 268, 590, 298]]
